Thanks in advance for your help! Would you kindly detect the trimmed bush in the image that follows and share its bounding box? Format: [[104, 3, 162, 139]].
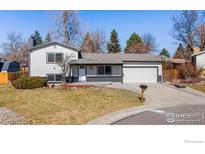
[[12, 76, 47, 89]]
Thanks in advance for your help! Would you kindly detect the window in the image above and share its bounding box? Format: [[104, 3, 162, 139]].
[[105, 66, 112, 75], [47, 74, 63, 82], [56, 53, 63, 62], [47, 74, 55, 82], [98, 66, 105, 75], [97, 65, 112, 75], [47, 53, 55, 63], [56, 75, 63, 81], [47, 53, 63, 63], [79, 65, 85, 69]]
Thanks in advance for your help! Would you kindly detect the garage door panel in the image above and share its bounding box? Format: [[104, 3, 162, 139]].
[[123, 67, 158, 83]]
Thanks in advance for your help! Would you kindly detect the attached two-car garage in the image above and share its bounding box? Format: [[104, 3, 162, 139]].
[[122, 61, 162, 83], [123, 66, 158, 83]]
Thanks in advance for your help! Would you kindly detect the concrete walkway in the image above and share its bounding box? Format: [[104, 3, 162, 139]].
[[87, 83, 205, 124]]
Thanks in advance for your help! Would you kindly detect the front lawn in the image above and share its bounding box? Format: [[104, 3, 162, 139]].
[[0, 85, 141, 124], [187, 84, 205, 93]]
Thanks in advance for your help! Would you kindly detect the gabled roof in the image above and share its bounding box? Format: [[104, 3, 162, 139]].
[[192, 50, 205, 56], [30, 42, 79, 52], [1, 61, 19, 71], [71, 53, 162, 64]]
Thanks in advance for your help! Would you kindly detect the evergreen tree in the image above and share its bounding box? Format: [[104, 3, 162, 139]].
[[45, 33, 52, 43], [174, 43, 192, 60], [124, 33, 143, 53], [80, 32, 95, 53], [173, 43, 185, 59], [31, 31, 43, 46], [159, 48, 170, 58], [107, 29, 121, 53]]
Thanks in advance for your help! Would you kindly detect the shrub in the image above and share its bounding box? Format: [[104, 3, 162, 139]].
[[177, 63, 201, 79], [12, 76, 47, 89]]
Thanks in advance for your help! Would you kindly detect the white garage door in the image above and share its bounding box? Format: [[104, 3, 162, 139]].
[[123, 67, 158, 83]]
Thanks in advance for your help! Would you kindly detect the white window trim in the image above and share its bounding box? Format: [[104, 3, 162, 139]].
[[46, 52, 64, 64], [47, 74, 63, 82]]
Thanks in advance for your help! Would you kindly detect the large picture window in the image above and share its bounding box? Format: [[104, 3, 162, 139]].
[[47, 74, 63, 82], [47, 53, 63, 63], [97, 65, 112, 75]]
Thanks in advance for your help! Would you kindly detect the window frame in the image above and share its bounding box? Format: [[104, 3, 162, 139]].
[[46, 52, 64, 64], [47, 74, 63, 82], [97, 65, 112, 76]]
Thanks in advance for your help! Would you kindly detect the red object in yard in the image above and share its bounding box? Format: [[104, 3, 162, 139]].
[[62, 84, 97, 89]]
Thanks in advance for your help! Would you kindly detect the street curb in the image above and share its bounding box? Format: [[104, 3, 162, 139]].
[[86, 103, 187, 125]]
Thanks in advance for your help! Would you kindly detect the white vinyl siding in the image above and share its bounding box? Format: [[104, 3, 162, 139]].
[[195, 53, 205, 69], [30, 44, 78, 77]]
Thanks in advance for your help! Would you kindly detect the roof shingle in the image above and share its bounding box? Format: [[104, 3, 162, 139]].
[[71, 53, 162, 64]]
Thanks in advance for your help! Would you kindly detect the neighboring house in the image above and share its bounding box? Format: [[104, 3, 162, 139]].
[[166, 58, 188, 69], [0, 61, 20, 72], [29, 42, 163, 83], [192, 50, 205, 78]]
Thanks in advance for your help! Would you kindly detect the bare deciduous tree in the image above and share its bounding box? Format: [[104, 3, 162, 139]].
[[90, 30, 106, 53], [142, 33, 157, 53], [194, 24, 205, 50], [57, 54, 74, 83], [55, 11, 82, 46], [1, 32, 29, 67], [19, 44, 29, 68], [81, 30, 106, 53], [171, 11, 199, 52]]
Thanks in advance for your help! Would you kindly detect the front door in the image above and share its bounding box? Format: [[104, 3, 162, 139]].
[[79, 65, 86, 82]]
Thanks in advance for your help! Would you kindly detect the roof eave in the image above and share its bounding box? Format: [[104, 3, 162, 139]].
[[192, 50, 205, 57], [30, 42, 79, 52]]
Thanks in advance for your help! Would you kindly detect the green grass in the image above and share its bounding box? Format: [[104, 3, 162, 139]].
[[187, 84, 205, 93], [0, 84, 142, 124]]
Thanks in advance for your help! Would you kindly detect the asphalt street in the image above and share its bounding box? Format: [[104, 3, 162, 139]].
[[113, 105, 205, 125]]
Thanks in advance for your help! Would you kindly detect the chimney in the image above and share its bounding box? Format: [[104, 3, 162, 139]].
[[27, 37, 34, 49], [193, 47, 200, 54]]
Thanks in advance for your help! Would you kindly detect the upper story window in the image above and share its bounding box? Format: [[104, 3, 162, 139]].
[[47, 53, 63, 63], [97, 65, 112, 75]]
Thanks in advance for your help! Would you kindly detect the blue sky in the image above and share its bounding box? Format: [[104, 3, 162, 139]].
[[0, 10, 180, 55]]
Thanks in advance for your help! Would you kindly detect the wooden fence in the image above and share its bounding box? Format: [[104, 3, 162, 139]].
[[0, 72, 9, 84], [164, 69, 180, 82], [0, 71, 28, 84]]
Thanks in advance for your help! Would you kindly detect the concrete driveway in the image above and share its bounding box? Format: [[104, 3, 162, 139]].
[[87, 83, 205, 125], [108, 83, 205, 107]]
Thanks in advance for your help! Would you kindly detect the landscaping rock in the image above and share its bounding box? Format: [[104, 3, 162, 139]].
[[0, 107, 28, 125]]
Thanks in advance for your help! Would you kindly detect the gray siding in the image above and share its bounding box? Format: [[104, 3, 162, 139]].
[[86, 76, 122, 82]]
